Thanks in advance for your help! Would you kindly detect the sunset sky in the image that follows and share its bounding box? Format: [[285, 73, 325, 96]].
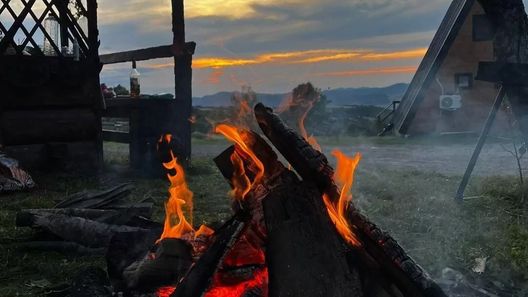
[[95, 0, 524, 96]]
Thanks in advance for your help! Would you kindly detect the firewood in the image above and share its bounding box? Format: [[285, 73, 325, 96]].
[[262, 170, 364, 297], [213, 136, 364, 297], [106, 228, 162, 292], [54, 183, 133, 209], [171, 216, 246, 297], [26, 213, 150, 248], [253, 103, 447, 297], [122, 238, 193, 291], [16, 205, 153, 228]]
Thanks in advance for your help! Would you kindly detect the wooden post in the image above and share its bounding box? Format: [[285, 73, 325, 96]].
[[455, 86, 506, 201], [172, 0, 192, 162], [87, 0, 99, 57]]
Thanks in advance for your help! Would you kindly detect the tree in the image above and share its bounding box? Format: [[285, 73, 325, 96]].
[[113, 84, 129, 96]]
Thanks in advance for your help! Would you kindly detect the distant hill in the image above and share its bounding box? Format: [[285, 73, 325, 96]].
[[192, 83, 408, 107]]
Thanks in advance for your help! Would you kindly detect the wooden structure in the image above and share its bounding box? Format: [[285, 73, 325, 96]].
[[99, 0, 193, 172], [390, 0, 510, 136], [0, 0, 103, 172]]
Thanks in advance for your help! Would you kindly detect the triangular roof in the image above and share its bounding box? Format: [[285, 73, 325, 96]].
[[392, 0, 476, 134]]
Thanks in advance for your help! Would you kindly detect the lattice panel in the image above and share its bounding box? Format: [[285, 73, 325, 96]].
[[0, 0, 90, 57]]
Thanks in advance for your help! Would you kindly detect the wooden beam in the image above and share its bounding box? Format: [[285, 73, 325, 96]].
[[99, 42, 196, 65]]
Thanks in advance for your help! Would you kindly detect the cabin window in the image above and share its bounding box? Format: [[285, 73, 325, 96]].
[[455, 73, 473, 89], [473, 14, 495, 41]]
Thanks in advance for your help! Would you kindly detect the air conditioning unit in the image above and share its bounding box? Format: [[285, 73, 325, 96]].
[[439, 95, 462, 110]]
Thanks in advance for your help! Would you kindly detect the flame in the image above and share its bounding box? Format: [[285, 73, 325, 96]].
[[157, 135, 214, 241], [214, 124, 265, 200], [159, 149, 195, 240], [195, 224, 215, 238], [323, 150, 362, 247]]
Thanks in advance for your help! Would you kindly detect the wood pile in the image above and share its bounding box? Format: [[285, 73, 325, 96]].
[[15, 183, 161, 255]]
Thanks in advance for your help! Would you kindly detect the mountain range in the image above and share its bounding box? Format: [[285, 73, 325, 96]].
[[192, 83, 408, 107]]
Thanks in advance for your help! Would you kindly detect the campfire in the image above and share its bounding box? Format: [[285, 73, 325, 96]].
[[104, 103, 447, 297]]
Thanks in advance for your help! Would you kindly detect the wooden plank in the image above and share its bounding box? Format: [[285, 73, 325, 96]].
[[99, 42, 196, 65]]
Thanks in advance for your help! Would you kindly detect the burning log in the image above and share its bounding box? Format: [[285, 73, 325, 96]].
[[254, 103, 447, 297], [208, 131, 364, 297], [171, 216, 246, 297], [263, 172, 363, 296]]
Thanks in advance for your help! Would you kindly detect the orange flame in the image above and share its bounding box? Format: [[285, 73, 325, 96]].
[[159, 150, 195, 240], [157, 135, 214, 241], [214, 124, 265, 200], [323, 150, 362, 247]]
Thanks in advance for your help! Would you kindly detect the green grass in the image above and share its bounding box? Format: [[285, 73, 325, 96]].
[[1, 138, 528, 295]]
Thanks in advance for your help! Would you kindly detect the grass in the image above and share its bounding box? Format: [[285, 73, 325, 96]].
[[1, 137, 528, 295]]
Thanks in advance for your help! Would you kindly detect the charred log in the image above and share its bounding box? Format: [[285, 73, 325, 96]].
[[171, 216, 246, 297], [122, 238, 193, 291], [254, 103, 447, 297], [106, 229, 162, 292], [263, 170, 363, 297]]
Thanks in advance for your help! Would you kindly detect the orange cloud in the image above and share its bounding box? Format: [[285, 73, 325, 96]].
[[316, 66, 417, 77], [144, 47, 426, 70]]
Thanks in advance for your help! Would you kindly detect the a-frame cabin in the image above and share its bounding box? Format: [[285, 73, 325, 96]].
[[392, 0, 510, 136]]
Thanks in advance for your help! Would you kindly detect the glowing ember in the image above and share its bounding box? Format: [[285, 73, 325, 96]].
[[204, 267, 268, 297], [214, 124, 265, 200], [323, 149, 362, 247], [157, 286, 176, 297]]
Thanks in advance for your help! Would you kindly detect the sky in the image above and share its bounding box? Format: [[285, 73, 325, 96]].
[[93, 0, 519, 96], [1, 1, 526, 96]]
